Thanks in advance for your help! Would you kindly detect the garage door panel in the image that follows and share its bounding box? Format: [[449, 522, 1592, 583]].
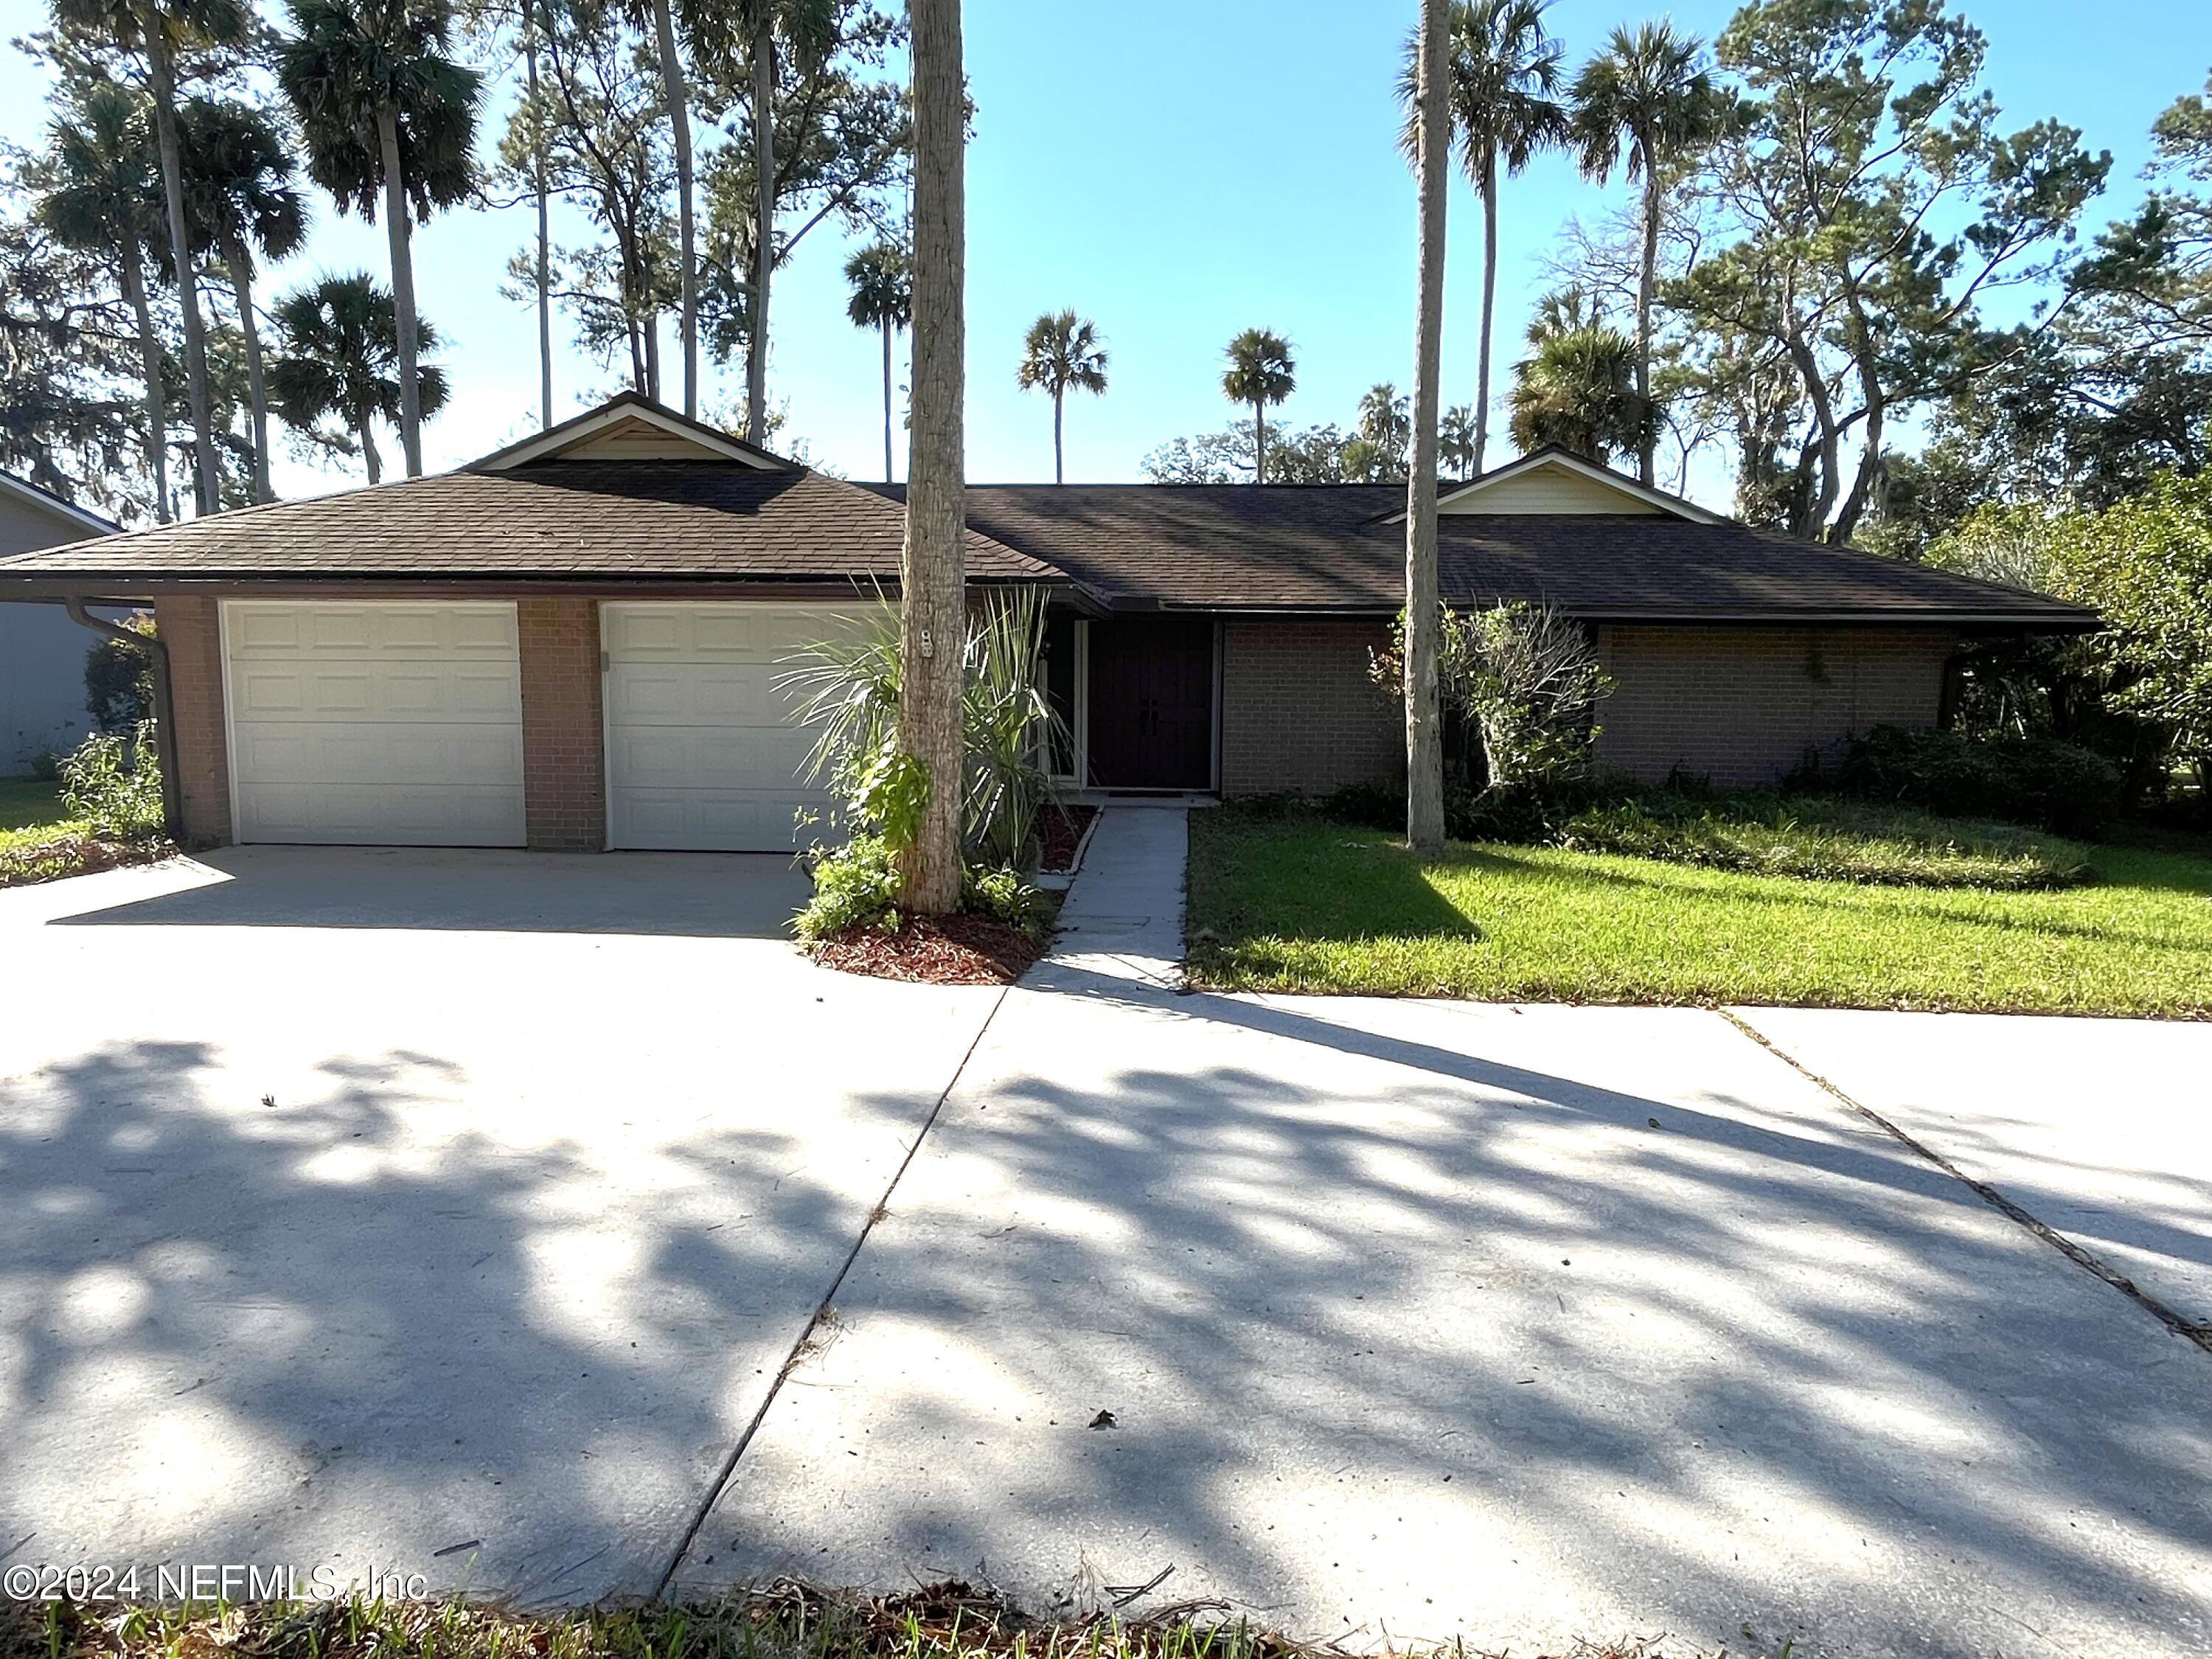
[[223, 601, 525, 846], [602, 602, 868, 852], [235, 782, 524, 846]]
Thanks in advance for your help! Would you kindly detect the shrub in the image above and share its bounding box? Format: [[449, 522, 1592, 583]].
[[1319, 780, 1403, 829], [793, 835, 904, 941], [961, 863, 1054, 937], [1555, 792, 2096, 890], [84, 613, 157, 734], [59, 720, 164, 841], [1835, 724, 2123, 838]]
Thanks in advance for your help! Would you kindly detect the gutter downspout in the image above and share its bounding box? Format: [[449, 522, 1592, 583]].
[[61, 598, 184, 845]]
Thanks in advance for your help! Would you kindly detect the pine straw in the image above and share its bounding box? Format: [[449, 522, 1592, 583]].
[[0, 834, 173, 889], [810, 914, 1046, 984], [0, 1577, 1703, 1659]]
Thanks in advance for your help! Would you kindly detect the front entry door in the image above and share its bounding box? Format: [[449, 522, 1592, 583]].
[[1087, 619, 1214, 789]]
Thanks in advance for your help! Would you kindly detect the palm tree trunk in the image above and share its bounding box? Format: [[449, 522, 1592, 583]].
[[527, 0, 553, 430], [358, 406, 383, 486], [376, 103, 425, 477], [1052, 389, 1064, 484], [1635, 157, 1660, 487], [896, 0, 967, 916], [1253, 402, 1266, 483], [746, 21, 776, 445], [143, 16, 219, 515], [224, 243, 272, 504], [119, 246, 170, 524], [1475, 152, 1498, 473], [650, 0, 697, 418], [1404, 0, 1450, 855], [880, 321, 894, 481]]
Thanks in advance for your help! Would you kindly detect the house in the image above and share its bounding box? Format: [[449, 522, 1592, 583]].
[[0, 470, 120, 774], [0, 392, 2093, 852]]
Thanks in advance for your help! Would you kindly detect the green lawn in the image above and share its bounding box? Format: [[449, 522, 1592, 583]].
[[0, 779, 83, 849], [1186, 806, 2212, 1018]]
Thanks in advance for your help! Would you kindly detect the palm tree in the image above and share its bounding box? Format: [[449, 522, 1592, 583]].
[[1404, 0, 1450, 854], [180, 98, 308, 504], [1507, 287, 1647, 465], [1357, 383, 1412, 465], [1440, 403, 1477, 479], [1015, 310, 1108, 485], [279, 0, 482, 479], [1571, 21, 1727, 486], [265, 270, 448, 484], [34, 79, 173, 521], [736, 0, 837, 446], [895, 0, 964, 915], [1221, 328, 1295, 483], [844, 237, 910, 482], [55, 0, 251, 517], [1398, 0, 1566, 476]]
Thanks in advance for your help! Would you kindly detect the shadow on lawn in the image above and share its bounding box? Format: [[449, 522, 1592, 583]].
[[689, 964, 2212, 1656]]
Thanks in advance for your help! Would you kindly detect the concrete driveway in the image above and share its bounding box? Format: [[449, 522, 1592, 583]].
[[5, 837, 2211, 1657], [0, 847, 1004, 1604], [672, 971, 2212, 1658]]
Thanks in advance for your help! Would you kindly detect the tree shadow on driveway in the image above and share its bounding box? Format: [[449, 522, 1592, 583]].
[[686, 970, 2212, 1658]]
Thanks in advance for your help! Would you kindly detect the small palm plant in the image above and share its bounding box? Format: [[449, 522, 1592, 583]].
[[780, 590, 1068, 872], [1015, 310, 1108, 484]]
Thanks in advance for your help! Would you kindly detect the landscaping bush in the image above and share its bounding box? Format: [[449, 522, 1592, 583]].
[[1834, 724, 2123, 838], [793, 833, 905, 941], [1555, 792, 2096, 890], [59, 719, 164, 841], [84, 612, 157, 734]]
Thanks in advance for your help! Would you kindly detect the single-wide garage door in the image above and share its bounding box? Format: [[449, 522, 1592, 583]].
[[603, 602, 868, 851], [223, 600, 526, 846]]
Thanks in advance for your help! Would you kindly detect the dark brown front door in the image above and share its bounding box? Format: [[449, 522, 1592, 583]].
[[1088, 619, 1214, 789]]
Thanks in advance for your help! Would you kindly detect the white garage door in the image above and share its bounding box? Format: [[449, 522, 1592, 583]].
[[223, 601, 525, 846], [603, 602, 869, 851]]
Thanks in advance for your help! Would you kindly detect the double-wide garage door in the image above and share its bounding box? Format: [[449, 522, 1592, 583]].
[[224, 601, 526, 845], [222, 599, 866, 851]]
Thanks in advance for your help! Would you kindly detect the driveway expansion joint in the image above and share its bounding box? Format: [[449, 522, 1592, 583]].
[[649, 980, 1018, 1599], [1717, 1006, 2212, 1357]]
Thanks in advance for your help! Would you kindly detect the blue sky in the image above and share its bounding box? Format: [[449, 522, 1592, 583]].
[[4, 0, 2211, 504]]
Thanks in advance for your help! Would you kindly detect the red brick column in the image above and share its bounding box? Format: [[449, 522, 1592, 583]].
[[153, 596, 232, 846], [518, 597, 606, 851]]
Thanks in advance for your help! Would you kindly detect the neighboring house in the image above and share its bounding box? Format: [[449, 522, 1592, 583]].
[[0, 392, 2092, 852], [0, 471, 120, 774]]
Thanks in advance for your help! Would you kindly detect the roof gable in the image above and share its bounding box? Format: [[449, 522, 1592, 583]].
[[1434, 448, 1720, 523], [0, 469, 119, 540], [470, 392, 792, 470]]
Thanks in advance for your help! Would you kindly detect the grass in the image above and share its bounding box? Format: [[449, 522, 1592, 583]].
[[1552, 793, 2094, 890], [0, 1582, 1689, 1659], [0, 778, 80, 844], [1188, 804, 2212, 1018], [0, 774, 170, 888]]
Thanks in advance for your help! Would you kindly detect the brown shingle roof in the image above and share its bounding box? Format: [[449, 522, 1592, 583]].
[[919, 484, 2094, 625], [0, 462, 1060, 584], [0, 462, 2094, 628]]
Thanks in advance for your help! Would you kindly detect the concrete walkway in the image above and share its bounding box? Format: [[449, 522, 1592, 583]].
[[1033, 807, 1189, 990]]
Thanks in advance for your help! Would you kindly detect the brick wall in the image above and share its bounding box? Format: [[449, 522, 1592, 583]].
[[518, 597, 605, 851], [153, 596, 232, 846], [1594, 624, 1957, 786], [1220, 619, 1402, 796]]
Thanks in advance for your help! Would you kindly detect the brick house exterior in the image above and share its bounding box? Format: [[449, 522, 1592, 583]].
[[0, 397, 2095, 853]]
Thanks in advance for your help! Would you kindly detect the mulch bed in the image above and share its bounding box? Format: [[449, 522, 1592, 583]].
[[1039, 804, 1098, 873], [812, 911, 1047, 984]]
